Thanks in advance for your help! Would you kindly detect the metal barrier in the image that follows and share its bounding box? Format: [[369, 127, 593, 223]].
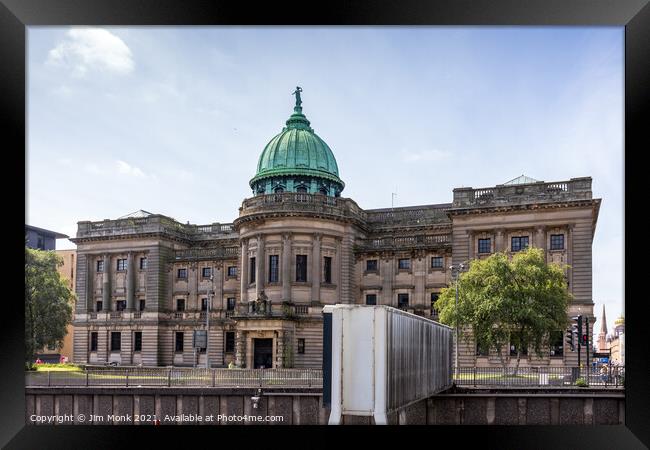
[[25, 367, 323, 388], [454, 366, 624, 387], [323, 305, 453, 425]]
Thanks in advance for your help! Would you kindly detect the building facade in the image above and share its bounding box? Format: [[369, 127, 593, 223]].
[[71, 91, 601, 369]]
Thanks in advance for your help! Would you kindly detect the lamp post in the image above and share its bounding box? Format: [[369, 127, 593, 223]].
[[449, 263, 466, 376], [206, 274, 214, 369]]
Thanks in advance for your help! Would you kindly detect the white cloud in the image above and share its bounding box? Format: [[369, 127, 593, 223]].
[[47, 28, 134, 77], [400, 149, 451, 163], [116, 160, 148, 178]]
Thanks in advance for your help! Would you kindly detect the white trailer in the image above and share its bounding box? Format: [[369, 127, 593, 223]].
[[323, 304, 453, 425]]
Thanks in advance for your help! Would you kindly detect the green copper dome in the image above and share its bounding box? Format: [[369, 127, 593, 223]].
[[249, 87, 345, 197]]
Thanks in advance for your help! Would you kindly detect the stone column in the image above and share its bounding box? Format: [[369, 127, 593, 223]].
[[311, 233, 321, 303], [381, 256, 393, 306], [467, 231, 475, 259], [240, 239, 249, 303], [495, 229, 504, 253], [102, 253, 111, 311], [255, 234, 265, 300], [235, 330, 247, 368], [535, 226, 546, 251], [276, 330, 285, 368], [282, 233, 292, 302], [126, 252, 135, 311], [566, 224, 575, 293], [86, 255, 94, 313], [214, 263, 223, 310], [414, 253, 426, 307]]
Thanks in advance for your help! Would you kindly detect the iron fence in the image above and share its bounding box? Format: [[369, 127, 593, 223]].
[[26, 367, 323, 388], [454, 366, 624, 387]]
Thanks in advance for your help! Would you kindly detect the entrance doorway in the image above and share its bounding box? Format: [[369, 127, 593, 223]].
[[253, 338, 273, 368]]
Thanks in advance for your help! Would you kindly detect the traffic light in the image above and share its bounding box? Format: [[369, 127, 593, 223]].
[[582, 334, 588, 346], [570, 315, 583, 349], [565, 328, 575, 351]]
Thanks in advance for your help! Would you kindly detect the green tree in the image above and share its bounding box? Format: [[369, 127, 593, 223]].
[[435, 247, 571, 374], [25, 247, 74, 364]]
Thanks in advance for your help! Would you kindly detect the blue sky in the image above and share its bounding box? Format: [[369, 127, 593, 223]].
[[26, 26, 624, 335]]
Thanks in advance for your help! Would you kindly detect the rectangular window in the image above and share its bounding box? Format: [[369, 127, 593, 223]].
[[324, 256, 332, 284], [96, 300, 103, 311], [225, 332, 235, 353], [366, 294, 377, 305], [134, 332, 142, 352], [227, 266, 237, 277], [431, 256, 443, 268], [117, 259, 127, 271], [175, 332, 184, 352], [227, 297, 236, 311], [139, 257, 147, 270], [550, 330, 564, 357], [366, 259, 378, 272], [398, 258, 411, 270], [177, 268, 187, 279], [269, 255, 279, 283], [398, 293, 409, 309], [298, 338, 305, 354], [110, 332, 121, 352], [511, 236, 529, 252], [250, 257, 256, 283], [478, 238, 491, 254], [90, 332, 98, 351], [476, 341, 489, 356], [201, 297, 208, 311], [96, 260, 104, 272], [550, 234, 565, 250], [431, 293, 439, 311], [139, 299, 146, 311], [116, 300, 126, 311], [296, 255, 308, 282], [176, 298, 185, 311], [202, 267, 212, 278]]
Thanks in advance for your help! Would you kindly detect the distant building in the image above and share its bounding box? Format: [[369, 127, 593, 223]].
[[70, 90, 601, 369], [25, 225, 68, 250], [597, 306, 625, 365]]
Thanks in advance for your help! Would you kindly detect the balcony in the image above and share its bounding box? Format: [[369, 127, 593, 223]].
[[356, 234, 451, 252]]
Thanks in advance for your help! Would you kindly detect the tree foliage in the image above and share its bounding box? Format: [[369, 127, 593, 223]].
[[25, 247, 74, 363], [435, 247, 571, 372]]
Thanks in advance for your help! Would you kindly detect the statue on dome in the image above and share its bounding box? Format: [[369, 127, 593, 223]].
[[292, 86, 303, 107]]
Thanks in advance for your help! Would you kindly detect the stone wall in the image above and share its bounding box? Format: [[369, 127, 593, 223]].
[[26, 387, 622, 426]]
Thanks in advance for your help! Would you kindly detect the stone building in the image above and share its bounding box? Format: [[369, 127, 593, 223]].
[[71, 91, 601, 369]]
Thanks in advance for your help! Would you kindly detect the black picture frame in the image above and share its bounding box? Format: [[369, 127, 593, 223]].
[[4, 0, 648, 447]]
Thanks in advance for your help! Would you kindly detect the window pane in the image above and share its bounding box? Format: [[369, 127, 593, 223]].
[[97, 260, 104, 272], [202, 267, 212, 278], [227, 297, 235, 310], [398, 258, 410, 269], [111, 332, 121, 351], [139, 299, 146, 311], [366, 260, 378, 271], [228, 266, 237, 277], [551, 234, 564, 250], [366, 294, 377, 305], [398, 293, 409, 308], [324, 256, 332, 284], [296, 255, 307, 282], [201, 298, 208, 311], [177, 268, 187, 278], [176, 299, 185, 311], [175, 332, 184, 352], [90, 332, 98, 351], [134, 332, 142, 352], [431, 257, 443, 268], [298, 338, 305, 354], [225, 332, 235, 353], [140, 257, 147, 269], [269, 255, 279, 283], [250, 257, 256, 283], [478, 239, 491, 254]]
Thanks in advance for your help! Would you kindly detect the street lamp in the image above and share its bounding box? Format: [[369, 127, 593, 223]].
[[205, 273, 214, 369], [449, 263, 466, 376]]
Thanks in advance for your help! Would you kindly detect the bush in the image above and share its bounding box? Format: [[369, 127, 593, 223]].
[[575, 378, 588, 387]]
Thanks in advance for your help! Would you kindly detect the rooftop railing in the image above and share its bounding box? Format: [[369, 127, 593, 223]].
[[356, 234, 451, 251], [238, 193, 367, 223], [452, 177, 593, 209], [76, 215, 236, 241]]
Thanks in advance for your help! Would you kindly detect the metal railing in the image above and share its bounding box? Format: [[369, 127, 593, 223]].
[[454, 366, 624, 387], [26, 367, 323, 388]]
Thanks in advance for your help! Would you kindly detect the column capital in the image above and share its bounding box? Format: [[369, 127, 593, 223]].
[[313, 232, 322, 241], [494, 228, 505, 236], [282, 232, 293, 241], [536, 225, 546, 233]]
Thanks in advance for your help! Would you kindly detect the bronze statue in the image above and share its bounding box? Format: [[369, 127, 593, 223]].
[[292, 86, 303, 107]]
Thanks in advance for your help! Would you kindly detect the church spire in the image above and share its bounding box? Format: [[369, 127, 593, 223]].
[[600, 304, 608, 334]]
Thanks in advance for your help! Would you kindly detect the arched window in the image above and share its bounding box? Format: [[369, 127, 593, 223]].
[[319, 187, 328, 195], [274, 186, 285, 194], [296, 185, 308, 193]]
